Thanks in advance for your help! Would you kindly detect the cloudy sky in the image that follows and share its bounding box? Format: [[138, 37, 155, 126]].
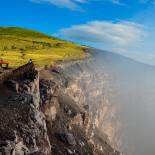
[[1, 0, 155, 65]]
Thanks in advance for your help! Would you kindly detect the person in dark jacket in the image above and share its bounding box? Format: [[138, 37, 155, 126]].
[[28, 59, 32, 64]]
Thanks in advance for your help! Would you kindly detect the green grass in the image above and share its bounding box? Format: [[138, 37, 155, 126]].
[[0, 27, 88, 68]]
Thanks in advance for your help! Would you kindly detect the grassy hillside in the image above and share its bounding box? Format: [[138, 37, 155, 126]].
[[0, 27, 87, 68]]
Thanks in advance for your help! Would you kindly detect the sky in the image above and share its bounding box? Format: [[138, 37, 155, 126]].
[[0, 0, 155, 65]]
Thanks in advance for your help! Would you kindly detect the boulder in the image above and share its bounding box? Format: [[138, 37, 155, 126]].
[[55, 132, 76, 146]]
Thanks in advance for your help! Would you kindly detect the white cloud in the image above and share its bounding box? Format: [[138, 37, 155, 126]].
[[30, 0, 128, 10], [56, 21, 146, 49], [30, 0, 87, 10], [30, 0, 155, 10], [110, 0, 126, 6]]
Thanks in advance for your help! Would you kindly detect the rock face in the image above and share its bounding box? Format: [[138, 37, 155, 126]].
[[0, 68, 51, 155], [0, 65, 120, 155]]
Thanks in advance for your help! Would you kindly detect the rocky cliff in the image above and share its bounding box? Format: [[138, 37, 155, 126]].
[[0, 63, 120, 155]]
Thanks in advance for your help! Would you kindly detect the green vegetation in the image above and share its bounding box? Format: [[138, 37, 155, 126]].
[[0, 27, 87, 68]]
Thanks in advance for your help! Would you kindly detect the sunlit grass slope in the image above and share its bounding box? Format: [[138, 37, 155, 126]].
[[0, 27, 87, 68]]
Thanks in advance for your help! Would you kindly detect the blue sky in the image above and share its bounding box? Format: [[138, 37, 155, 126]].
[[0, 0, 155, 65]]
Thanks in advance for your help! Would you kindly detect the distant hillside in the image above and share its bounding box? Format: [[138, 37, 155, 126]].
[[0, 27, 87, 68]]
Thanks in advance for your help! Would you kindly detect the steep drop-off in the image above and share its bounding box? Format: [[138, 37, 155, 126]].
[[0, 62, 119, 155], [61, 56, 121, 151]]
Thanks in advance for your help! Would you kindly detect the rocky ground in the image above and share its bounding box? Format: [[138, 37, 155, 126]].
[[0, 65, 120, 155]]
